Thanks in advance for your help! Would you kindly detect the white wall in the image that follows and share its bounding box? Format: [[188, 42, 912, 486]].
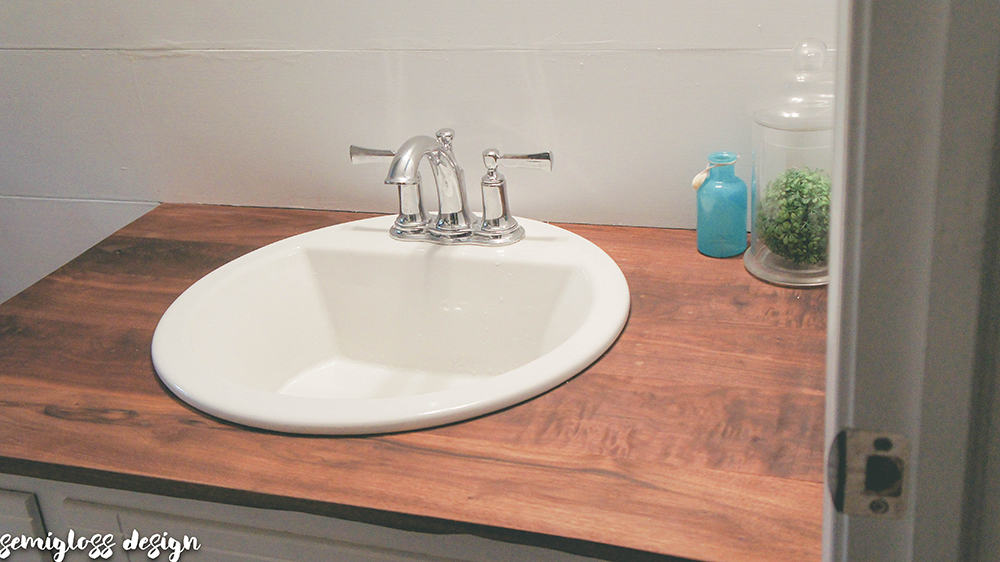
[[0, 1, 836, 301]]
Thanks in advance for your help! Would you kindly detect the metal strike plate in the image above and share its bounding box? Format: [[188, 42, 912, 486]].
[[829, 428, 909, 518]]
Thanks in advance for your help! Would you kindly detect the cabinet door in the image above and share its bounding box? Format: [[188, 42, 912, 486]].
[[3, 475, 596, 561], [0, 489, 48, 562], [60, 499, 134, 562], [65, 500, 592, 562], [116, 507, 430, 562]]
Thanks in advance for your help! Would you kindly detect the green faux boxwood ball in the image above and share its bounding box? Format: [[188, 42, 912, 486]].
[[756, 168, 831, 265]]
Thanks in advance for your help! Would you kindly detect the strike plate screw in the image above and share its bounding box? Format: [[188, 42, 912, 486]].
[[869, 499, 890, 514]]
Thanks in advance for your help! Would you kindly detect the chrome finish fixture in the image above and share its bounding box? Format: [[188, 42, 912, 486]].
[[350, 130, 551, 246], [350, 144, 428, 239], [476, 148, 553, 245], [489, 151, 554, 170], [348, 146, 394, 164], [391, 182, 427, 239], [385, 128, 472, 243]]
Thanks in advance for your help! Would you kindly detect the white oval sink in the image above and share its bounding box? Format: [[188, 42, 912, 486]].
[[152, 215, 629, 434]]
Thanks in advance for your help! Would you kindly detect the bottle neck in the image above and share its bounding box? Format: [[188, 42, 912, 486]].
[[709, 164, 736, 179]]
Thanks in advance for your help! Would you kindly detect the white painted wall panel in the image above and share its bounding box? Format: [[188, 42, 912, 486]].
[[0, 51, 152, 201], [0, 1, 836, 296], [2, 48, 788, 226], [0, 197, 156, 303], [0, 1, 836, 51]]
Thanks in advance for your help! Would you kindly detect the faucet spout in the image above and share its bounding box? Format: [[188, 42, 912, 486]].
[[385, 129, 472, 241], [384, 135, 440, 185]]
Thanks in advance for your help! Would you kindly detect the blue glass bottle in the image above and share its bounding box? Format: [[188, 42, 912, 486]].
[[696, 152, 748, 258]]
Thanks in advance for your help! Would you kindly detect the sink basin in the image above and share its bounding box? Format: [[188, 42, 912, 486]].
[[151, 215, 630, 434]]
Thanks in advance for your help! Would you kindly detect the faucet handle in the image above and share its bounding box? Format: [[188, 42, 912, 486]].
[[350, 144, 427, 239], [483, 149, 553, 172], [435, 128, 455, 149], [476, 148, 552, 246], [349, 145, 395, 164]]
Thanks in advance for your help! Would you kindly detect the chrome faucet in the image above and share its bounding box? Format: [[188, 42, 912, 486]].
[[385, 129, 473, 242], [350, 129, 551, 246]]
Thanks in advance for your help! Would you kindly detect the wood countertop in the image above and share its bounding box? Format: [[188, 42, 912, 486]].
[[0, 204, 827, 561]]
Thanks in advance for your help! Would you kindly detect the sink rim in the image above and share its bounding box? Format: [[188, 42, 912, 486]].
[[151, 215, 630, 434]]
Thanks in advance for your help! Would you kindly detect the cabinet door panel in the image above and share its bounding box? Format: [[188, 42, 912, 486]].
[[116, 508, 435, 562], [0, 489, 48, 562]]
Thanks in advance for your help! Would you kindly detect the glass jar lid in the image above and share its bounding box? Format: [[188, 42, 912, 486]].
[[754, 38, 834, 131]]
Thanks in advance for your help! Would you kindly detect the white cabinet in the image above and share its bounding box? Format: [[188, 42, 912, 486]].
[[0, 488, 47, 562], [0, 474, 595, 562]]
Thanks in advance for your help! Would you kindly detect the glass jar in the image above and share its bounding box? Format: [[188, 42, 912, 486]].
[[744, 39, 834, 287]]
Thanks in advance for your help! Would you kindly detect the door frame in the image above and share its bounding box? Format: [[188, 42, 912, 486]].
[[825, 1, 1000, 559]]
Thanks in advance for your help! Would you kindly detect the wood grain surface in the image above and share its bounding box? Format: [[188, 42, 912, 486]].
[[0, 204, 827, 561]]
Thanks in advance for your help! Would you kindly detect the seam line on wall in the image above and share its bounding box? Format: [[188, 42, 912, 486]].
[[0, 46, 800, 55], [0, 194, 158, 206]]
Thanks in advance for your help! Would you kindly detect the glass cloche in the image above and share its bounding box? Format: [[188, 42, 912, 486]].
[[744, 39, 834, 287]]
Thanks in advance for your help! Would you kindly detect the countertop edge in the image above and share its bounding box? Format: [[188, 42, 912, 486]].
[[0, 456, 687, 561]]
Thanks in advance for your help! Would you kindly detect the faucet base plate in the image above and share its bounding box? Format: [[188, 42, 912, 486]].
[[473, 223, 525, 245], [388, 213, 525, 247]]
